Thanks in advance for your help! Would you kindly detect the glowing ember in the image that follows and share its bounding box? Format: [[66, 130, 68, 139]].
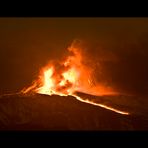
[[22, 41, 129, 115]]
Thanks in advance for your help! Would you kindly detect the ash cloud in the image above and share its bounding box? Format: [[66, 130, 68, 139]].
[[82, 35, 148, 96]]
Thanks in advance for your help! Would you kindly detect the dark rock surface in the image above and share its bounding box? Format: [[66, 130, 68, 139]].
[[0, 93, 147, 130]]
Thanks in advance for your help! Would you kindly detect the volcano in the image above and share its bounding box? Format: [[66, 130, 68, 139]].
[[0, 93, 148, 130]]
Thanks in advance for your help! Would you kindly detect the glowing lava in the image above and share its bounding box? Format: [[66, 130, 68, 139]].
[[22, 41, 129, 115]]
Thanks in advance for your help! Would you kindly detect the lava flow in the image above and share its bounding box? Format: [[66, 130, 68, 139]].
[[22, 41, 129, 115]]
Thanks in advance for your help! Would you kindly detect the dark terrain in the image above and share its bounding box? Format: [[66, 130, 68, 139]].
[[0, 93, 148, 130]]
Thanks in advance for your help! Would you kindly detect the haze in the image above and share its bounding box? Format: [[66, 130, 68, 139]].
[[0, 18, 148, 97]]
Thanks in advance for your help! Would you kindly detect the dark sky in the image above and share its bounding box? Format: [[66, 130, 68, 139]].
[[0, 18, 148, 96]]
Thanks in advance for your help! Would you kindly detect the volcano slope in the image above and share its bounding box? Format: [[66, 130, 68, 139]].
[[0, 93, 147, 130]]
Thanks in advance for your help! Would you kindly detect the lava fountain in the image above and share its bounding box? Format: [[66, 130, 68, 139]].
[[22, 40, 129, 115]]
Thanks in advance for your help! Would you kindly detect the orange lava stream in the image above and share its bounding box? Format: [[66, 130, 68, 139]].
[[71, 95, 129, 115]]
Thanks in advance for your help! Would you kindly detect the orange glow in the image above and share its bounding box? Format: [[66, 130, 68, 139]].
[[62, 68, 79, 84], [22, 41, 129, 115], [37, 67, 55, 95]]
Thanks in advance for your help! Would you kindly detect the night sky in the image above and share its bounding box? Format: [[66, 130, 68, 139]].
[[0, 18, 148, 96]]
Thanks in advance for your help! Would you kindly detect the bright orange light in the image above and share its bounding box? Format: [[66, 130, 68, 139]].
[[22, 41, 129, 115], [62, 68, 79, 84], [37, 67, 55, 95]]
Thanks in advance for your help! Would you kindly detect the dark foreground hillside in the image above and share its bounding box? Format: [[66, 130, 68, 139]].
[[0, 93, 147, 130]]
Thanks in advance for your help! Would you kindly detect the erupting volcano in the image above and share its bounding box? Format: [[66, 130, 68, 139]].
[[22, 40, 129, 115], [1, 18, 148, 131]]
